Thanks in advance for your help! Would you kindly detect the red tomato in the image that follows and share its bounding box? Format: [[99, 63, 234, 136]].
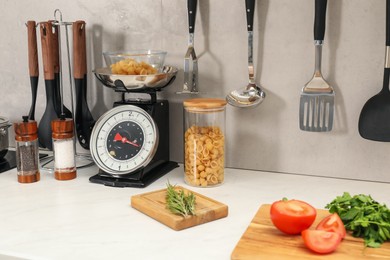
[[270, 199, 317, 235], [316, 213, 346, 239], [302, 230, 342, 254]]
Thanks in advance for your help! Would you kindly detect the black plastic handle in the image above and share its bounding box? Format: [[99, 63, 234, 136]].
[[245, 0, 255, 32], [188, 0, 197, 34], [314, 0, 327, 41], [387, 0, 390, 46]]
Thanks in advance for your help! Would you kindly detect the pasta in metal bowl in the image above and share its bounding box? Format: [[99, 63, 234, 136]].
[[110, 58, 157, 75]]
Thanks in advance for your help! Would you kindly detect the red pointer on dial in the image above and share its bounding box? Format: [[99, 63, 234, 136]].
[[114, 133, 140, 147]]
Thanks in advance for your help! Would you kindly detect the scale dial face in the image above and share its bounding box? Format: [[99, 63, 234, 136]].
[[90, 105, 159, 175]]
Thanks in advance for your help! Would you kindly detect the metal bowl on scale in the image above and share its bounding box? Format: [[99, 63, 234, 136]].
[[93, 50, 178, 92], [93, 65, 178, 91]]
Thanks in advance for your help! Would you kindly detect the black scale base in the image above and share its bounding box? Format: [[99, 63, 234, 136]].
[[89, 161, 178, 188]]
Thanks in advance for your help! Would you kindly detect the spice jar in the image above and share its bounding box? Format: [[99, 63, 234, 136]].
[[51, 117, 76, 180], [183, 98, 227, 187], [14, 116, 40, 183]]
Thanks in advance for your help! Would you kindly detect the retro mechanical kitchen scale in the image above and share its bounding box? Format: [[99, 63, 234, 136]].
[[90, 64, 179, 188]]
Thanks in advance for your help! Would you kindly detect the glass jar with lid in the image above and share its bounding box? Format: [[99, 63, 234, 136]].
[[14, 116, 40, 183], [51, 117, 77, 181], [183, 98, 227, 187]]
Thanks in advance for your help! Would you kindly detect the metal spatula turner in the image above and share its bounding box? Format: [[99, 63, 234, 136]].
[[176, 0, 199, 94], [299, 0, 334, 132]]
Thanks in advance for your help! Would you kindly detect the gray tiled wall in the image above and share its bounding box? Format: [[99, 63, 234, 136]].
[[1, 0, 389, 182]]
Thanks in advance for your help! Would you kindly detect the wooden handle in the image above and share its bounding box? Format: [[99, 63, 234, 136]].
[[73, 20, 86, 79], [49, 20, 60, 74], [27, 21, 39, 77], [40, 22, 55, 80], [81, 22, 87, 76]]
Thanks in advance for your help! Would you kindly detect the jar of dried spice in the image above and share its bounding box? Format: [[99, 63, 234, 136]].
[[14, 116, 40, 183], [183, 98, 227, 187]]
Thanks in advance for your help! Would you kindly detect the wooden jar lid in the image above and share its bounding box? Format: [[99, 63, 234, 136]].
[[14, 116, 38, 142], [51, 118, 74, 139], [183, 98, 227, 111]]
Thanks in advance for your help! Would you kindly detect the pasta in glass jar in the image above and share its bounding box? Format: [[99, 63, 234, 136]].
[[183, 98, 227, 187]]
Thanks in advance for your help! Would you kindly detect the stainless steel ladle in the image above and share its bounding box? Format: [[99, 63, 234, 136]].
[[226, 0, 266, 108]]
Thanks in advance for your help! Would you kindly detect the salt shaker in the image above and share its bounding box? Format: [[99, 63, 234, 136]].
[[14, 116, 40, 183], [183, 98, 227, 187], [51, 117, 76, 180]]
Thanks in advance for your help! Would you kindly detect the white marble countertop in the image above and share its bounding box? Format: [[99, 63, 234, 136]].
[[1, 163, 390, 260]]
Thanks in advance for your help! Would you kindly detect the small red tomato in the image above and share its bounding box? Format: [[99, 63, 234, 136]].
[[302, 229, 342, 254], [316, 213, 346, 239], [270, 199, 317, 235]]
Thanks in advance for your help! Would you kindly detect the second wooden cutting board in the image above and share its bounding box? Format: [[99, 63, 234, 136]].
[[231, 204, 390, 259], [131, 186, 228, 231]]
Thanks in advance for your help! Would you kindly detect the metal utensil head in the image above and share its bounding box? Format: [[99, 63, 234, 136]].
[[226, 83, 266, 108], [299, 90, 334, 132], [299, 39, 334, 132], [299, 70, 334, 132], [177, 45, 200, 95]]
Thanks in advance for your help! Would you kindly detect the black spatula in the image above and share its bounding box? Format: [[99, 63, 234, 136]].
[[73, 21, 95, 150], [51, 21, 72, 119], [359, 0, 390, 141], [38, 22, 58, 150]]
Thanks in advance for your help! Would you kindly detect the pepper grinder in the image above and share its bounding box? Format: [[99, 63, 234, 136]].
[[51, 115, 77, 180], [14, 116, 40, 183]]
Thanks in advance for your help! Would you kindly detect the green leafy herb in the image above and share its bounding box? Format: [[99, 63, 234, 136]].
[[166, 182, 196, 217], [326, 192, 390, 248]]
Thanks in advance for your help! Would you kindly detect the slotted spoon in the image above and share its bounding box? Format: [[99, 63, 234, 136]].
[[299, 0, 334, 132]]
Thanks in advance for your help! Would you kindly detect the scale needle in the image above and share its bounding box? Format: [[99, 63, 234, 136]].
[[113, 133, 140, 147]]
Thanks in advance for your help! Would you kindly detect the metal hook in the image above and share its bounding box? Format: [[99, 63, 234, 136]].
[[54, 9, 63, 22]]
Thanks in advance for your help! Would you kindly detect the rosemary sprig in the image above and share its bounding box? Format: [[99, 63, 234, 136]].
[[166, 182, 196, 217]]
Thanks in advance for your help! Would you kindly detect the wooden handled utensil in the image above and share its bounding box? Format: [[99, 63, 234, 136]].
[[358, 0, 390, 141], [51, 20, 72, 119], [299, 0, 334, 132], [73, 20, 95, 150], [38, 21, 59, 150], [27, 21, 39, 121]]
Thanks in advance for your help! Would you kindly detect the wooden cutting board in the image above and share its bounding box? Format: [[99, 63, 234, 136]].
[[131, 186, 228, 231], [231, 204, 390, 259]]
